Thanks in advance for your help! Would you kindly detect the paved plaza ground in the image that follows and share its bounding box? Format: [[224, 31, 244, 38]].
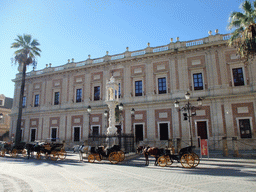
[[0, 152, 255, 192]]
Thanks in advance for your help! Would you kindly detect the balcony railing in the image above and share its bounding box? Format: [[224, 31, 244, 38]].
[[111, 54, 124, 60], [131, 51, 146, 57], [153, 46, 168, 53], [186, 40, 204, 47], [23, 33, 231, 78]]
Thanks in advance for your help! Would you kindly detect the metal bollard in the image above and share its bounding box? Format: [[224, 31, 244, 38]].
[[222, 137, 228, 157], [232, 137, 240, 157]]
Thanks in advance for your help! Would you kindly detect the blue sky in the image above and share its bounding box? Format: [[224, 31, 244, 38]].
[[0, 0, 245, 98]]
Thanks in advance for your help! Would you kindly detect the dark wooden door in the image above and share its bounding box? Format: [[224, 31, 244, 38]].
[[51, 128, 57, 141], [239, 119, 252, 138], [197, 121, 208, 139], [74, 127, 80, 142], [135, 124, 143, 143], [160, 123, 169, 140], [31, 129, 36, 142]]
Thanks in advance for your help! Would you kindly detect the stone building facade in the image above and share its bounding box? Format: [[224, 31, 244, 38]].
[[10, 32, 256, 150], [0, 94, 13, 140]]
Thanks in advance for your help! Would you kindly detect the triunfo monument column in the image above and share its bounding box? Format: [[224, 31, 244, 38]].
[[105, 76, 120, 146]]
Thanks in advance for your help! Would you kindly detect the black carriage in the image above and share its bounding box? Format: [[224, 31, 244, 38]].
[[38, 142, 66, 161], [88, 145, 125, 164], [0, 142, 27, 158], [25, 141, 66, 161], [157, 146, 200, 168]]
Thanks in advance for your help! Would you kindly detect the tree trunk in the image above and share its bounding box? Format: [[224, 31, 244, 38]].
[[15, 63, 27, 147]]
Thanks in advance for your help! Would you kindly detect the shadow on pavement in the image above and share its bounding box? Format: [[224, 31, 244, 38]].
[[0, 152, 84, 167], [1, 152, 256, 180]]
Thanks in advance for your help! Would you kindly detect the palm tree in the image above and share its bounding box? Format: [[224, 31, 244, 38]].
[[228, 0, 256, 60], [11, 34, 41, 146]]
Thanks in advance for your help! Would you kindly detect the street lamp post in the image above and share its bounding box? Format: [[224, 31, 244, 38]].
[[174, 92, 202, 147], [118, 103, 124, 132], [130, 108, 135, 134], [117, 103, 124, 146], [104, 110, 108, 134], [87, 106, 91, 136]]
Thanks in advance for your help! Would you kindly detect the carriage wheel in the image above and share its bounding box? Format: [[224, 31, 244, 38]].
[[0, 149, 6, 157], [36, 152, 41, 160], [118, 151, 125, 162], [11, 149, 18, 158], [191, 153, 200, 167], [109, 152, 120, 164], [165, 156, 173, 166], [50, 151, 58, 161], [22, 149, 27, 157], [58, 149, 67, 160], [95, 154, 102, 162], [180, 154, 194, 168], [157, 156, 167, 167], [88, 154, 95, 163]]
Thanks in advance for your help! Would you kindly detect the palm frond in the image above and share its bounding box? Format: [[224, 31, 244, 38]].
[[31, 39, 40, 47], [23, 34, 32, 45], [11, 34, 41, 67], [242, 1, 253, 15], [228, 12, 246, 30], [11, 42, 21, 48]]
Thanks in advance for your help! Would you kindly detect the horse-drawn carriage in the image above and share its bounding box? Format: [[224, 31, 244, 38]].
[[26, 141, 66, 161], [88, 145, 125, 164], [157, 146, 200, 168], [0, 141, 27, 158]]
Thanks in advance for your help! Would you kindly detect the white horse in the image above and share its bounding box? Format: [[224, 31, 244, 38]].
[[73, 145, 91, 161]]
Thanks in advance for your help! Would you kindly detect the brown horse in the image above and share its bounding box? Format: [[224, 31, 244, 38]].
[[143, 147, 164, 166], [136, 146, 145, 154]]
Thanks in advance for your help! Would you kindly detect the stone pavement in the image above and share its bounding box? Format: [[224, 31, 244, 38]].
[[0, 152, 255, 192]]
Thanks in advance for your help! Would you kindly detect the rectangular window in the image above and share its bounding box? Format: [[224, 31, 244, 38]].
[[94, 86, 100, 101], [0, 100, 3, 106], [115, 83, 121, 98], [22, 96, 26, 107], [92, 126, 99, 136], [74, 127, 80, 142], [54, 92, 60, 105], [51, 128, 57, 141], [34, 94, 39, 107], [76, 89, 82, 103], [158, 77, 167, 94], [193, 73, 204, 90], [135, 80, 143, 96], [239, 119, 252, 138], [233, 68, 245, 86], [30, 129, 36, 142]]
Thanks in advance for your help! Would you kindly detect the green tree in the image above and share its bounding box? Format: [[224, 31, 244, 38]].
[[11, 34, 41, 146], [228, 0, 256, 60]]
